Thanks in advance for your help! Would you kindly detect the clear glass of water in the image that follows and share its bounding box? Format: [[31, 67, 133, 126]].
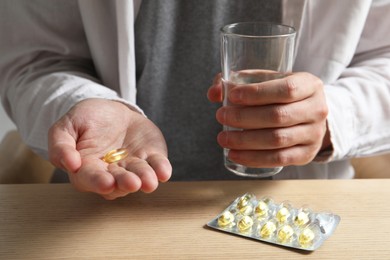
[[220, 22, 296, 178]]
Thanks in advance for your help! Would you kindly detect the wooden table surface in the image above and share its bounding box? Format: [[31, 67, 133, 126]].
[[0, 179, 389, 259]]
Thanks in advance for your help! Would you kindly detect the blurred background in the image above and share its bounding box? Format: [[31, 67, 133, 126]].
[[0, 105, 54, 183]]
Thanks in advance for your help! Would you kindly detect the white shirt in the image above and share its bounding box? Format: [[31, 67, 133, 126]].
[[0, 0, 389, 179]]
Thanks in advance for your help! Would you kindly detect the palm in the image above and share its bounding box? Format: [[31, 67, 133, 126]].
[[49, 99, 171, 199]]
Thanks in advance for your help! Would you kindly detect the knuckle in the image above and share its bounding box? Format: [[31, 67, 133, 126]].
[[273, 151, 292, 166], [270, 129, 289, 148], [284, 77, 299, 100], [318, 104, 329, 119], [271, 106, 290, 124], [255, 84, 263, 97]]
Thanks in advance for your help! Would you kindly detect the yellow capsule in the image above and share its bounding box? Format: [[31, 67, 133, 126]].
[[237, 216, 253, 232], [239, 205, 253, 215], [237, 194, 251, 208], [276, 207, 290, 224], [298, 228, 316, 247], [294, 211, 310, 227], [102, 148, 129, 163], [277, 225, 294, 243], [260, 221, 277, 238], [255, 201, 269, 218], [217, 211, 235, 228], [237, 195, 253, 215]]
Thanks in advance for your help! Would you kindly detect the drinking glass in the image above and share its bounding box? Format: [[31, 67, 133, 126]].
[[220, 22, 296, 177]]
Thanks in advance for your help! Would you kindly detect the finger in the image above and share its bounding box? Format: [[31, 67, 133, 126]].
[[48, 124, 81, 173], [217, 124, 324, 150], [102, 190, 130, 200], [101, 164, 142, 200], [103, 153, 172, 199], [118, 158, 159, 193], [207, 73, 223, 103], [146, 153, 172, 182], [56, 144, 82, 173], [68, 158, 116, 195], [216, 98, 326, 129], [228, 72, 322, 105], [228, 144, 319, 168], [108, 163, 142, 192]]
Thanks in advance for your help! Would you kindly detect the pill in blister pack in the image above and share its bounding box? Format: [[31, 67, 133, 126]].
[[207, 193, 340, 251]]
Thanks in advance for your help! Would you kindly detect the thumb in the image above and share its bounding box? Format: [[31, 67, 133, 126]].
[[48, 124, 82, 173]]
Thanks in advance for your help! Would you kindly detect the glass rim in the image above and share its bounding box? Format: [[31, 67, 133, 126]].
[[221, 22, 296, 39]]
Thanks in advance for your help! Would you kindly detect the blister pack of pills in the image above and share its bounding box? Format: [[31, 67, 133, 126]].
[[207, 193, 340, 251]]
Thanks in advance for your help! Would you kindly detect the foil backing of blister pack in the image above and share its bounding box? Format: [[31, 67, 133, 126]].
[[207, 193, 340, 251]]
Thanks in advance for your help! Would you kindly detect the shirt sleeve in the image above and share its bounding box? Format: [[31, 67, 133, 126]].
[[319, 0, 390, 161], [0, 0, 142, 159]]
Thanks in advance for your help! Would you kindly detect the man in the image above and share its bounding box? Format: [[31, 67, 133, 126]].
[[1, 0, 389, 199]]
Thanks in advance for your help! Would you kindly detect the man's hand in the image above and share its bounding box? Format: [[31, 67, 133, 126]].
[[48, 98, 172, 200], [208, 72, 330, 168]]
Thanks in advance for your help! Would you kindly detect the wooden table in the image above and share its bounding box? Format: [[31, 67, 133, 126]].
[[1, 179, 389, 259]]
